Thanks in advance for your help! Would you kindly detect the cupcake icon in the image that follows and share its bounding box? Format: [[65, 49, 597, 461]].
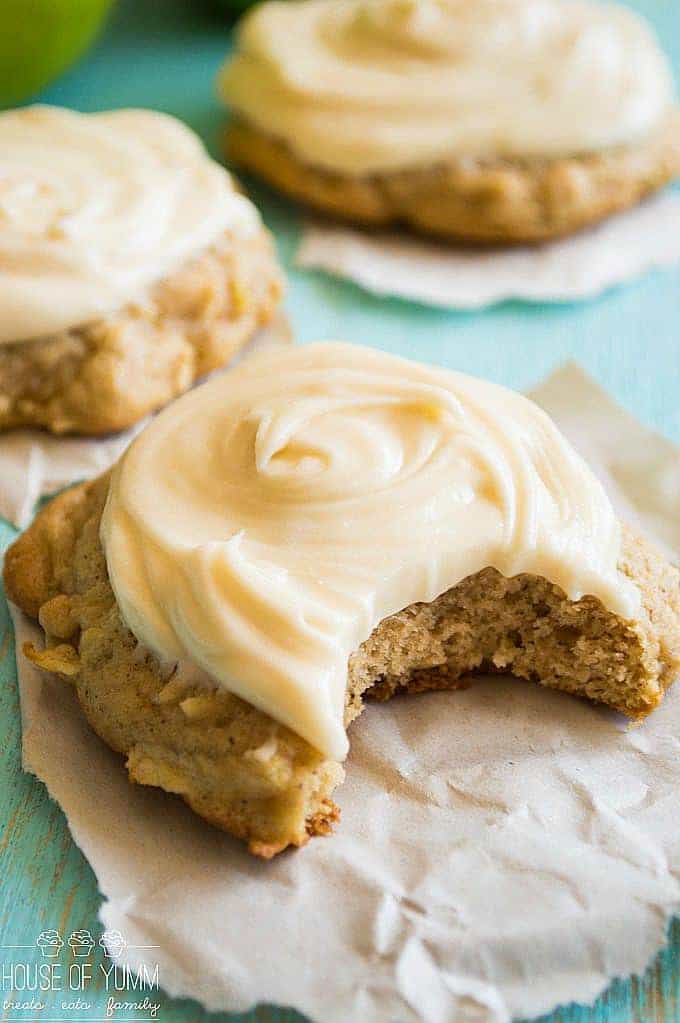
[[99, 930, 127, 960], [37, 930, 63, 959], [68, 929, 95, 957]]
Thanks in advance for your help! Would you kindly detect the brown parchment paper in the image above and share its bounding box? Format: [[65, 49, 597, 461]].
[[296, 193, 680, 309]]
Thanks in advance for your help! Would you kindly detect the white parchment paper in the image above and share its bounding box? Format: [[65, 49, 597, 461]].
[[0, 316, 292, 528], [296, 192, 680, 308], [7, 365, 680, 1023]]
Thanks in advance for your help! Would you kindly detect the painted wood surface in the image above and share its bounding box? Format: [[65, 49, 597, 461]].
[[0, 2, 678, 1021]]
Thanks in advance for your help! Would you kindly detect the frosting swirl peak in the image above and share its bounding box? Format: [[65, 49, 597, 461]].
[[101, 343, 640, 760], [220, 0, 674, 174]]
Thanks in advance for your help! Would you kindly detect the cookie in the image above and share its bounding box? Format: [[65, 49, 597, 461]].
[[5, 473, 679, 857], [5, 342, 679, 856], [0, 106, 284, 434], [220, 0, 680, 242], [226, 115, 680, 244], [0, 225, 283, 434]]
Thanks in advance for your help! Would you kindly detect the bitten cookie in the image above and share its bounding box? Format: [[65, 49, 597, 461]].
[[5, 344, 679, 856], [0, 106, 284, 434], [220, 0, 680, 243]]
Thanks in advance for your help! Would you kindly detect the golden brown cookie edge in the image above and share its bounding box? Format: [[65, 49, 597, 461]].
[[225, 113, 680, 244]]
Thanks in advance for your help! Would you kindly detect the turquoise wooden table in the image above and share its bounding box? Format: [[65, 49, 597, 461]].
[[1, 2, 679, 1021]]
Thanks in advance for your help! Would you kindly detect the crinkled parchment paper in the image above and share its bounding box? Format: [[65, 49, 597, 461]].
[[7, 365, 680, 1023], [0, 316, 291, 528], [296, 192, 680, 308]]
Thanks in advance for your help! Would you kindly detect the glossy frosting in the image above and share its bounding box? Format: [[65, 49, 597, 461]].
[[0, 106, 259, 344], [220, 0, 674, 174], [101, 343, 640, 760]]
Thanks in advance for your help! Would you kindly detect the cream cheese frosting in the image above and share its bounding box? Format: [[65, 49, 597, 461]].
[[0, 106, 260, 345], [219, 0, 675, 175], [101, 342, 640, 761]]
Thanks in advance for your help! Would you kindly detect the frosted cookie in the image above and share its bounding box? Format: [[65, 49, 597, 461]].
[[5, 343, 679, 856], [219, 0, 680, 243], [0, 106, 283, 435]]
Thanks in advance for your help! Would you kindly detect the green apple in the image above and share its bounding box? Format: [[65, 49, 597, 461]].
[[0, 0, 114, 106]]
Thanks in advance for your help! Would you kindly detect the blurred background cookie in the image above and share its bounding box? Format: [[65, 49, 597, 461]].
[[220, 0, 680, 243], [0, 106, 283, 435]]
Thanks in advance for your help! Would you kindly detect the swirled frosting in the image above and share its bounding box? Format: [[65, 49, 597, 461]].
[[219, 0, 675, 175], [101, 343, 640, 760], [0, 106, 259, 345]]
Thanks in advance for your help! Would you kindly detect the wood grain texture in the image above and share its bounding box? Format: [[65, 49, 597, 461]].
[[0, 1, 678, 1021]]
